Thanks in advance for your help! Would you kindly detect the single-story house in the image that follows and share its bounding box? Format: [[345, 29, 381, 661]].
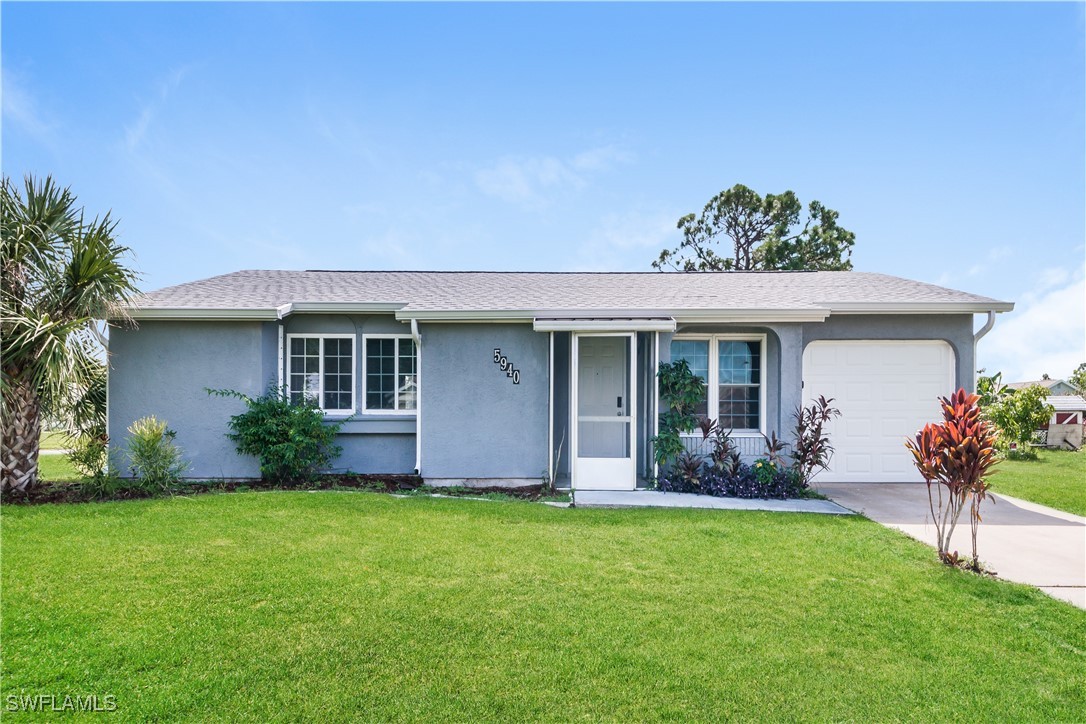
[[1040, 395, 1085, 450], [107, 270, 1013, 488], [1006, 378, 1079, 396]]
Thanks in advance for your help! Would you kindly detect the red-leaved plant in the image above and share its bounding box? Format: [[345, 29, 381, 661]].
[[905, 389, 1000, 569]]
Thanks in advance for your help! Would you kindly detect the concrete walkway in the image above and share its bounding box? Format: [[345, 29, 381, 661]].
[[818, 483, 1086, 609], [573, 490, 853, 515]]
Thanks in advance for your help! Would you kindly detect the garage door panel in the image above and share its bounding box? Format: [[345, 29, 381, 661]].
[[803, 340, 954, 483]]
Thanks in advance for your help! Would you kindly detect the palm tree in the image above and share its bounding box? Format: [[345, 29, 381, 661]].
[[2, 175, 140, 492]]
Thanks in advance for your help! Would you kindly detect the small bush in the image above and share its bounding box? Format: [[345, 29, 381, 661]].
[[126, 416, 189, 491], [67, 435, 108, 478], [208, 386, 345, 484]]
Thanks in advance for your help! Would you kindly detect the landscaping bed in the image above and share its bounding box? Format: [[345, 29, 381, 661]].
[[1, 472, 562, 506]]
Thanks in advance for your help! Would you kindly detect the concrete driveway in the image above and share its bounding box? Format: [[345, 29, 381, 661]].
[[817, 483, 1086, 609]]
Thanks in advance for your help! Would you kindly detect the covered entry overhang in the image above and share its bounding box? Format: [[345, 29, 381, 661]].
[[535, 317, 676, 491]]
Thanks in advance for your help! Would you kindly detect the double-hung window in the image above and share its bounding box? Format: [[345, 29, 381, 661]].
[[364, 336, 417, 413], [288, 334, 355, 414], [670, 335, 765, 434]]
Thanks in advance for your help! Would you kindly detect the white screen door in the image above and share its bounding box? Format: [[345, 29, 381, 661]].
[[573, 334, 635, 490]]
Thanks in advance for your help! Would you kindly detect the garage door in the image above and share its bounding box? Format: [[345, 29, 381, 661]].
[[802, 340, 955, 483]]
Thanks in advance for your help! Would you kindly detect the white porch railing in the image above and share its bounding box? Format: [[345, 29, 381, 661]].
[[680, 434, 768, 461]]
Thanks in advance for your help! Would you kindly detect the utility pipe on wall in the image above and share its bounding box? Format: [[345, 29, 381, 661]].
[[410, 318, 422, 475], [972, 311, 997, 392]]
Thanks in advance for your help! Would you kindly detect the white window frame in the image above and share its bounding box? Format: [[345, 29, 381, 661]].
[[671, 333, 767, 436], [362, 334, 418, 416], [286, 333, 356, 416]]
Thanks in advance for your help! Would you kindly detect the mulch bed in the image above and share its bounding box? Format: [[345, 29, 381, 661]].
[[2, 474, 550, 506]]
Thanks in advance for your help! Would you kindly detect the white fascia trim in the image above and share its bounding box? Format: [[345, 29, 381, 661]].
[[827, 301, 1015, 314], [400, 308, 829, 324], [125, 307, 280, 321], [533, 318, 677, 333]]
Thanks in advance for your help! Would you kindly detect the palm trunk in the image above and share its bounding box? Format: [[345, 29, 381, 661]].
[[2, 376, 43, 492]]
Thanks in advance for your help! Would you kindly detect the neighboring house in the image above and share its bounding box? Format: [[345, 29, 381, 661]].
[[1006, 378, 1079, 396], [1040, 395, 1086, 450], [108, 270, 1012, 488]]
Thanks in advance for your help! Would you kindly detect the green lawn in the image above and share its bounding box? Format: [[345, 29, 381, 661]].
[[2, 493, 1083, 720], [39, 429, 72, 450], [36, 453, 81, 483], [989, 448, 1086, 517]]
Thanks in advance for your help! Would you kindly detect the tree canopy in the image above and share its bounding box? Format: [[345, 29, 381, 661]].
[[1, 174, 140, 491], [653, 184, 856, 272]]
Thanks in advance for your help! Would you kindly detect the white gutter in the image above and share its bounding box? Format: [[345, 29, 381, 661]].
[[124, 301, 404, 321], [410, 318, 422, 475], [828, 301, 1015, 314], [398, 308, 831, 324], [126, 307, 280, 321]]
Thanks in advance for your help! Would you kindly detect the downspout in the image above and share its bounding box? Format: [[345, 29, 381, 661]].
[[410, 318, 422, 475], [276, 303, 293, 391], [973, 311, 996, 392], [653, 331, 660, 481], [548, 331, 554, 487]]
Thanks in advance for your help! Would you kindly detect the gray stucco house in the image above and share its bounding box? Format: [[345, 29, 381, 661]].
[[108, 270, 1013, 488]]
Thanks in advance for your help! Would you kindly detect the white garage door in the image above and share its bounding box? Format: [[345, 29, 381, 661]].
[[802, 340, 955, 483]]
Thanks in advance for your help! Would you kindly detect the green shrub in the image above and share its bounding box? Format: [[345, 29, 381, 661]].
[[208, 386, 345, 484], [651, 359, 704, 471], [126, 416, 189, 491], [67, 434, 108, 478]]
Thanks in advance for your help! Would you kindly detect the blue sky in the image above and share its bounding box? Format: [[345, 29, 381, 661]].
[[3, 2, 1083, 381]]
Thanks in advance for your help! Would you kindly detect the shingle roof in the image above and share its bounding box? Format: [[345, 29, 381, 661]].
[[1006, 379, 1072, 391], [124, 269, 1013, 320], [1047, 395, 1086, 412]]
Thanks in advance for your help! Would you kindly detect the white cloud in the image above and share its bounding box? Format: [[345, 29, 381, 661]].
[[2, 68, 60, 150], [474, 145, 634, 209], [573, 208, 680, 271], [124, 66, 190, 151], [979, 267, 1086, 382], [936, 244, 1012, 287]]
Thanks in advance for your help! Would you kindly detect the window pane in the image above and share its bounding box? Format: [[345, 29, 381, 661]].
[[719, 340, 759, 385], [366, 338, 396, 410], [322, 337, 353, 412], [669, 340, 709, 419], [397, 339, 418, 410], [290, 338, 321, 405], [717, 339, 760, 430]]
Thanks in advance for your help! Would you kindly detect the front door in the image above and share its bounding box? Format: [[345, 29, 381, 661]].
[[573, 334, 635, 490]]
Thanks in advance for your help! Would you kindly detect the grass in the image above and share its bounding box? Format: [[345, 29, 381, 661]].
[[2, 493, 1083, 721], [38, 429, 72, 450], [35, 453, 80, 483], [989, 448, 1086, 517]]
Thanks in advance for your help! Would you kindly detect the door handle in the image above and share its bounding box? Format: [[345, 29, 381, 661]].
[[617, 396, 623, 410]]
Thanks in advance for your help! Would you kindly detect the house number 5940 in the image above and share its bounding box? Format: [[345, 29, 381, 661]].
[[493, 348, 521, 384]]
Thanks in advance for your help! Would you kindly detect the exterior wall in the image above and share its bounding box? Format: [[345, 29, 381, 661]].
[[658, 314, 975, 462], [800, 314, 975, 391], [108, 320, 279, 478], [282, 313, 416, 474], [420, 323, 549, 480]]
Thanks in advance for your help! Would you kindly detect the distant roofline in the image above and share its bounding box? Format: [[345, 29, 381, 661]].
[[301, 268, 823, 275]]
